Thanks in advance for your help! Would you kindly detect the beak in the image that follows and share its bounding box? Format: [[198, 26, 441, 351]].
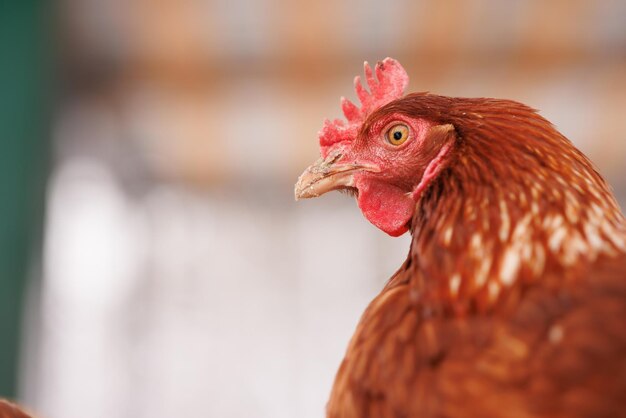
[[294, 151, 378, 200]]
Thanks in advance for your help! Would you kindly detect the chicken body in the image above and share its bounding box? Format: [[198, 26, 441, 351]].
[[296, 61, 626, 418], [0, 400, 33, 418], [327, 256, 626, 418]]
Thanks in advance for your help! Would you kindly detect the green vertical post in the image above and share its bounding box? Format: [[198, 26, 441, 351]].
[[0, 1, 49, 397]]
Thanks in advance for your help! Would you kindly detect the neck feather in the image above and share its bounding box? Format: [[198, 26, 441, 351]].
[[407, 98, 626, 313]]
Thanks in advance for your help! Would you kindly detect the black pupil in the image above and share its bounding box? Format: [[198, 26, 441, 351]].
[[393, 131, 403, 140]]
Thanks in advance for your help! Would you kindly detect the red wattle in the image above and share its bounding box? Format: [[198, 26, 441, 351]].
[[356, 180, 414, 237]]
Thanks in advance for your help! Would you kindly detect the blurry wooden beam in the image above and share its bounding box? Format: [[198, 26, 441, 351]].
[[515, 0, 594, 68], [55, 0, 626, 189], [124, 0, 215, 87]]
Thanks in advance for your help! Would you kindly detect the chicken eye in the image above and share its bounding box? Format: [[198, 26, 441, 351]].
[[385, 124, 410, 146]]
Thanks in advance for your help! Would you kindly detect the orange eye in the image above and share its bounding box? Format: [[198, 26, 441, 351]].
[[385, 124, 410, 146]]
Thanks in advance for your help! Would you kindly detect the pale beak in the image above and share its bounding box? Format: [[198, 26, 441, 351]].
[[294, 152, 378, 200]]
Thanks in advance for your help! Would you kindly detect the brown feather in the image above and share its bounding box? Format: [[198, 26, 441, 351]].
[[0, 400, 34, 418], [327, 94, 626, 418]]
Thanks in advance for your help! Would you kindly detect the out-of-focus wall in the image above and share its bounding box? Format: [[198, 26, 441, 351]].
[[22, 1, 626, 418]]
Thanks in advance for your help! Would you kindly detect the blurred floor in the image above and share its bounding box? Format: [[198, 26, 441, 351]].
[[7, 1, 626, 417]]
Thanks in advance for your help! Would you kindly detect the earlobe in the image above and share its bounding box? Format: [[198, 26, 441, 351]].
[[411, 124, 457, 200], [426, 124, 456, 149]]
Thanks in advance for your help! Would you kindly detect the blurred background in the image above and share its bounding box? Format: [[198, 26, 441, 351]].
[[2, 1, 626, 417]]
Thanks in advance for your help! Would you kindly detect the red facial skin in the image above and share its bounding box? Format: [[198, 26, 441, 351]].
[[294, 58, 455, 237], [332, 113, 454, 236]]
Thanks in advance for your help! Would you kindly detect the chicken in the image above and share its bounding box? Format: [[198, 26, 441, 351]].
[[295, 58, 626, 418], [0, 400, 33, 418]]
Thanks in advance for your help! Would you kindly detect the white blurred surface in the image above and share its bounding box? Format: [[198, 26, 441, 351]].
[[37, 147, 409, 418]]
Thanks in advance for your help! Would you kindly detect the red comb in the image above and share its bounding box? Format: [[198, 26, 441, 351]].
[[319, 58, 409, 157]]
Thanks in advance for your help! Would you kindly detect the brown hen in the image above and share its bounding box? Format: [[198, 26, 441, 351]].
[[295, 58, 626, 418], [0, 400, 33, 418]]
